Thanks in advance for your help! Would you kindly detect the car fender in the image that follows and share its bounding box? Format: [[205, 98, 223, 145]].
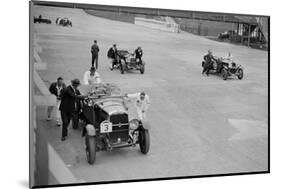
[[85, 124, 96, 136], [140, 120, 151, 130]]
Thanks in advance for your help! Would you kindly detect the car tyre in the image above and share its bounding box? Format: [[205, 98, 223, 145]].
[[85, 135, 96, 165], [237, 69, 243, 80], [222, 68, 228, 80], [139, 129, 150, 154]]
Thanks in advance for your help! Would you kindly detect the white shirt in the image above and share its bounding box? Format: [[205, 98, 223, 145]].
[[127, 93, 150, 111], [83, 70, 101, 85]]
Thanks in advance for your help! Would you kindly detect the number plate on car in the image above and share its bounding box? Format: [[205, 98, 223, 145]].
[[100, 120, 113, 133]]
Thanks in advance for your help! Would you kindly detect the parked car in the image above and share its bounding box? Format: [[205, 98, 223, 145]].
[[202, 56, 244, 80], [56, 17, 72, 27], [79, 83, 150, 165], [218, 30, 235, 40], [115, 50, 145, 74], [34, 15, 51, 24]]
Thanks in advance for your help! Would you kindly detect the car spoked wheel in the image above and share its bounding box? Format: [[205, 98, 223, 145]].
[[237, 69, 243, 80], [139, 129, 150, 154], [85, 135, 96, 165], [222, 68, 228, 80]]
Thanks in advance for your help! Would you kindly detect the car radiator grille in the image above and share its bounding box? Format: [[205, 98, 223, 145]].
[[109, 114, 129, 143]]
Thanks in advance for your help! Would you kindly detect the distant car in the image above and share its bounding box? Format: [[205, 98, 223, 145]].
[[113, 50, 145, 74], [56, 17, 72, 27], [201, 55, 244, 80], [218, 30, 235, 40], [80, 83, 150, 165], [34, 16, 51, 24]]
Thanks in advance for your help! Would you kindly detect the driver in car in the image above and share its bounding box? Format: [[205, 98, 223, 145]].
[[125, 92, 150, 121], [83, 66, 101, 85]]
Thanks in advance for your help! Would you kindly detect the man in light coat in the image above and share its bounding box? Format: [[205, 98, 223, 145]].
[[125, 92, 150, 121], [83, 66, 101, 85]]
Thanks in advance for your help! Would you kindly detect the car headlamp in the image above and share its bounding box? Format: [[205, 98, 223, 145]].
[[129, 119, 139, 130]]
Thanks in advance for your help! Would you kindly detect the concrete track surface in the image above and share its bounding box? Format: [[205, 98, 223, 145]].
[[32, 5, 268, 184]]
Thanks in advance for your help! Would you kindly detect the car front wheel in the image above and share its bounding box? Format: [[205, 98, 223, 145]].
[[237, 69, 243, 80], [85, 135, 96, 165], [139, 129, 150, 154]]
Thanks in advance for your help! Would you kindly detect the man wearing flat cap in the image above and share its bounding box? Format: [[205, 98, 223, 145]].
[[59, 79, 85, 141]]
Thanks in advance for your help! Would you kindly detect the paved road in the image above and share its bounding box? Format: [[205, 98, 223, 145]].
[[33, 5, 268, 184]]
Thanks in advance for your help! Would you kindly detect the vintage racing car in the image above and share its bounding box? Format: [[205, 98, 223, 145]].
[[111, 50, 145, 74], [56, 17, 72, 27], [218, 30, 235, 41], [79, 83, 150, 165], [34, 15, 51, 24], [202, 55, 244, 80]]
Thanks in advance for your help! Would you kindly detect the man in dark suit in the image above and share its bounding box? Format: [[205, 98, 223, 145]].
[[134, 46, 143, 63], [59, 79, 85, 141], [91, 40, 100, 69], [47, 77, 66, 126], [107, 44, 118, 69]]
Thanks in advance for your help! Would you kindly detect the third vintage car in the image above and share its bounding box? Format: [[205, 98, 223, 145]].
[[202, 55, 244, 80], [79, 83, 150, 165]]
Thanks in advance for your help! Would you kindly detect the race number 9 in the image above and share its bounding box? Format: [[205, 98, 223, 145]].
[[100, 120, 112, 133]]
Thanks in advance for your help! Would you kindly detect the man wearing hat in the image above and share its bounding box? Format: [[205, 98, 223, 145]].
[[59, 79, 85, 141], [134, 46, 143, 63], [91, 40, 100, 69], [125, 92, 150, 121]]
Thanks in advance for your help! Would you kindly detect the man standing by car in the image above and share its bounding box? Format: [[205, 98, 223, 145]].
[[91, 40, 99, 69], [125, 92, 150, 121], [47, 77, 66, 126], [202, 50, 215, 76], [59, 79, 85, 141], [134, 46, 143, 63], [83, 66, 102, 85], [107, 44, 118, 69]]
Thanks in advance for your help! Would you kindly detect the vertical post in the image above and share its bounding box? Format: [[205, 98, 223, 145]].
[[241, 24, 243, 44], [248, 24, 251, 46]]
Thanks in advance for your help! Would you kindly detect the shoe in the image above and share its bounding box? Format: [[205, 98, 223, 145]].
[[61, 136, 66, 141], [46, 116, 51, 121], [56, 120, 61, 127]]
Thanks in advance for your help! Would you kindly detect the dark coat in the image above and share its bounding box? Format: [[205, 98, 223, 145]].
[[203, 54, 215, 68], [107, 47, 117, 59], [91, 44, 99, 56], [59, 85, 82, 113], [135, 49, 143, 59], [49, 82, 66, 97]]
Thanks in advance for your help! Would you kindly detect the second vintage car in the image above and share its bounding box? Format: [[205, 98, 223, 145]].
[[79, 83, 150, 165], [113, 50, 145, 74]]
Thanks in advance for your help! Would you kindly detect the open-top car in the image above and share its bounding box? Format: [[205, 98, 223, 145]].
[[79, 83, 150, 165], [202, 55, 244, 80], [56, 17, 72, 27], [34, 15, 51, 24], [115, 50, 145, 74]]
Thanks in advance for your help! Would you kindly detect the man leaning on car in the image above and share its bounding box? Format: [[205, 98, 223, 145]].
[[59, 79, 86, 141]]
